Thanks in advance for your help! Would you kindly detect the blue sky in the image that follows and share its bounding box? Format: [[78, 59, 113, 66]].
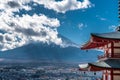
[[0, 0, 119, 51], [21, 0, 118, 44], [57, 0, 118, 44]]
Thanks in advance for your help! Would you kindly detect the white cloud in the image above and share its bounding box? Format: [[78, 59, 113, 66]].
[[0, 0, 92, 14], [100, 18, 106, 21], [0, 0, 32, 14], [0, 0, 93, 13], [0, 0, 64, 51], [96, 15, 106, 21], [35, 0, 93, 13], [78, 23, 87, 30], [109, 25, 116, 31], [0, 13, 63, 51], [0, 0, 84, 51]]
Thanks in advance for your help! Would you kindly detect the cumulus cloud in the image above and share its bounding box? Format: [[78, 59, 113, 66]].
[[0, 0, 31, 14], [0, 13, 62, 51], [35, 0, 92, 13], [0, 0, 63, 51], [0, 0, 92, 13], [7, 1, 20, 8], [0, 0, 91, 51]]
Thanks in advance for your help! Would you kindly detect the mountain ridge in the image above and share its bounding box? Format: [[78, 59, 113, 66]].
[[0, 34, 102, 63]]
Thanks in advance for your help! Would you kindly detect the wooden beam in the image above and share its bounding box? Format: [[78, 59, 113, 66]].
[[111, 70, 113, 80], [111, 42, 114, 58]]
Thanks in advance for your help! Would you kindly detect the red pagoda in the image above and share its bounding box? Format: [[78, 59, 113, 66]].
[[79, 0, 120, 80], [79, 27, 120, 80]]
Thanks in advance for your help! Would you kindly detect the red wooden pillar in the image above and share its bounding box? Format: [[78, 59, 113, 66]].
[[103, 70, 107, 80], [111, 70, 113, 80], [105, 71, 108, 80], [106, 44, 108, 57], [111, 42, 114, 58]]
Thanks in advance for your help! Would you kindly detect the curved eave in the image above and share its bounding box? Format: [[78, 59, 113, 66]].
[[79, 59, 120, 71], [91, 32, 120, 40], [89, 63, 120, 70], [89, 59, 120, 70], [81, 41, 107, 50], [79, 64, 89, 71], [79, 63, 105, 71], [81, 32, 120, 50]]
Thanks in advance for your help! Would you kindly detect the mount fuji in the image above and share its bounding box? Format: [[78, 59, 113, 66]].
[[0, 34, 102, 63]]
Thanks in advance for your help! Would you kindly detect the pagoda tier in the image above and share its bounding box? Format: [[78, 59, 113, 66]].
[[81, 32, 120, 50], [79, 59, 120, 80], [79, 59, 120, 71], [81, 32, 120, 59], [79, 29, 120, 80]]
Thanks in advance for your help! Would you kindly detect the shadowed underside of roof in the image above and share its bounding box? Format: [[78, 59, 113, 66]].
[[81, 32, 120, 50], [90, 59, 120, 69], [79, 59, 120, 71], [91, 32, 120, 40]]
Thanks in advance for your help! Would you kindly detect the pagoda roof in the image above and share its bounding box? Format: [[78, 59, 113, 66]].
[[89, 59, 120, 69], [81, 31, 120, 49], [91, 31, 120, 40], [79, 59, 120, 71]]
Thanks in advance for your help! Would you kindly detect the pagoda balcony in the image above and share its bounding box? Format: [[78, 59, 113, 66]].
[[98, 53, 120, 60]]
